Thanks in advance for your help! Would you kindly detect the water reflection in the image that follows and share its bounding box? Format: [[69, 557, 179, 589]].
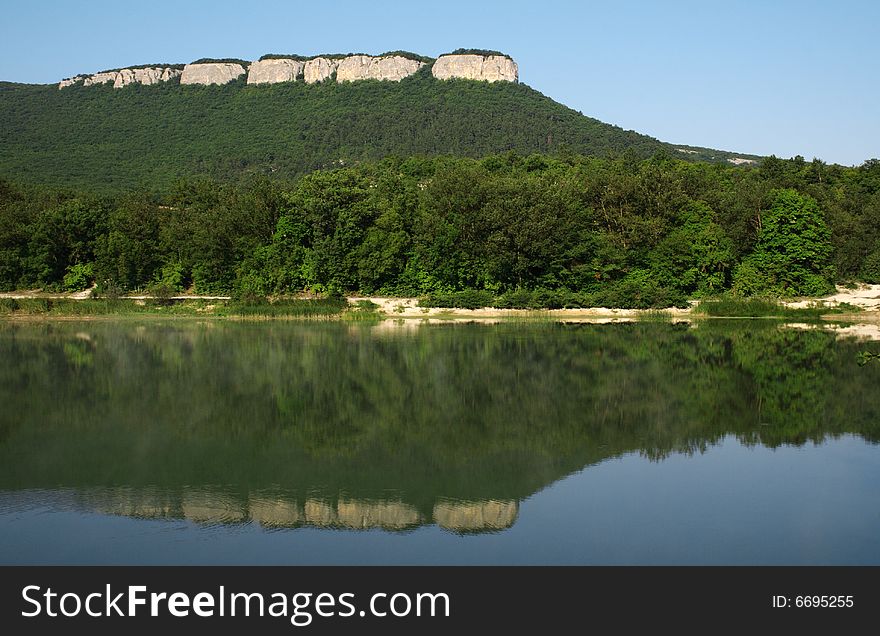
[[0, 320, 878, 538], [7, 488, 517, 533]]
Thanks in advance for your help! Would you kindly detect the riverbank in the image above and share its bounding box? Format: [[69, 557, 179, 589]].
[[1, 284, 878, 322]]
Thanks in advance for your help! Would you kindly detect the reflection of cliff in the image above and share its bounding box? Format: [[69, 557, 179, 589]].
[[78, 488, 517, 533], [433, 499, 518, 532], [1, 321, 879, 531]]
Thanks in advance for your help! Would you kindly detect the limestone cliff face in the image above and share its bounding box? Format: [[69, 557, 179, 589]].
[[58, 75, 87, 89], [303, 57, 338, 84], [61, 67, 181, 89], [82, 71, 118, 87], [60, 50, 519, 89], [180, 62, 247, 86], [336, 55, 424, 82], [113, 67, 181, 88], [432, 54, 518, 82], [247, 59, 305, 84]]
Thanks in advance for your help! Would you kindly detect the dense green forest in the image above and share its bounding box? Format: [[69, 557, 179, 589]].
[[0, 73, 756, 191], [1, 153, 878, 305]]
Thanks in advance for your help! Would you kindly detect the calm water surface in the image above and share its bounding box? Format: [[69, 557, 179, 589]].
[[0, 320, 878, 564]]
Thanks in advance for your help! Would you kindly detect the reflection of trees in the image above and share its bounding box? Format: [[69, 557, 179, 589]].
[[732, 328, 836, 445], [0, 321, 878, 511]]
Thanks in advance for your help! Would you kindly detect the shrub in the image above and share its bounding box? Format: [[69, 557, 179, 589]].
[[62, 262, 94, 291]]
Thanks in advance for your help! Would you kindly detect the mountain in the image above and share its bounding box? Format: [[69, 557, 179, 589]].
[[0, 62, 759, 192]]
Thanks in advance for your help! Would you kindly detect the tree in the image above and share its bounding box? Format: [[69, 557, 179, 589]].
[[733, 189, 835, 296], [93, 192, 162, 290], [649, 201, 734, 296]]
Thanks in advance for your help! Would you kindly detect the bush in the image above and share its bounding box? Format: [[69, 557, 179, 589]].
[[62, 262, 94, 291], [419, 289, 495, 309], [594, 270, 688, 309], [154, 261, 186, 292], [494, 288, 535, 309], [731, 261, 774, 297]]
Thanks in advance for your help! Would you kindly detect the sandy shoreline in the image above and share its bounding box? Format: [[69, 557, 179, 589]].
[[2, 283, 879, 322], [351, 283, 880, 320]]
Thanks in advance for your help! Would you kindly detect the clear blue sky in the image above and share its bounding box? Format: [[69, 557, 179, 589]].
[[1, 0, 877, 165]]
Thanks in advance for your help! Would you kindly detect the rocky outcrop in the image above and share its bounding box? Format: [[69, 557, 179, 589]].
[[58, 75, 87, 89], [336, 55, 424, 82], [82, 71, 118, 87], [113, 67, 181, 88], [303, 57, 338, 84], [61, 67, 181, 89], [180, 62, 247, 86], [60, 50, 520, 89], [247, 59, 304, 85], [432, 54, 518, 82]]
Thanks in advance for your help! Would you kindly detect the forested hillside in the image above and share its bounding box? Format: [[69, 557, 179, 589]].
[[0, 71, 755, 191]]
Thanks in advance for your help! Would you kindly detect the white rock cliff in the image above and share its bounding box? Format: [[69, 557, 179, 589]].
[[432, 54, 518, 82], [82, 71, 118, 87], [60, 67, 181, 89], [303, 57, 339, 84], [246, 59, 305, 84], [60, 51, 520, 89], [336, 55, 424, 82], [180, 62, 247, 86], [113, 67, 181, 88], [58, 75, 87, 89]]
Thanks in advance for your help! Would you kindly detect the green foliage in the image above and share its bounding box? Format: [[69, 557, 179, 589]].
[[226, 297, 348, 317], [153, 261, 186, 292], [733, 189, 835, 296], [420, 290, 496, 309], [694, 297, 811, 317], [448, 49, 510, 59], [258, 53, 359, 61], [93, 192, 163, 290], [26, 196, 109, 288], [860, 247, 880, 283], [62, 262, 94, 291], [858, 351, 880, 366], [378, 51, 435, 63], [0, 77, 677, 191], [190, 58, 250, 66], [98, 64, 185, 73], [1, 153, 878, 305], [648, 202, 733, 296]]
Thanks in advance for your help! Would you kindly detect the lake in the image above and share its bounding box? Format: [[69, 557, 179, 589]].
[[1, 319, 878, 564]]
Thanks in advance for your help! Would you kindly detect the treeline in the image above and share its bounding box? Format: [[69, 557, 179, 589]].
[[1, 153, 879, 306]]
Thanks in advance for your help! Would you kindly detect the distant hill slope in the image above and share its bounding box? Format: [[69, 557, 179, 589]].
[[0, 71, 758, 191]]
